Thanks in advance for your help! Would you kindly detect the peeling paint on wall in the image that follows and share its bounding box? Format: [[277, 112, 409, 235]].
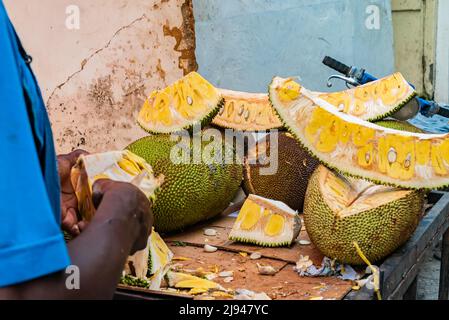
[[163, 0, 198, 75], [5, 0, 196, 153]]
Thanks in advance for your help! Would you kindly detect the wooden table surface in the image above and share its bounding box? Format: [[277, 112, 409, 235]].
[[115, 192, 449, 300]]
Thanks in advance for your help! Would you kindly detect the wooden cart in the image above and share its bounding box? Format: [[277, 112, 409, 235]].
[[114, 192, 449, 301]]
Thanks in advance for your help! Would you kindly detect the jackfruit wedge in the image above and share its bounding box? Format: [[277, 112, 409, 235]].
[[229, 194, 301, 247], [137, 72, 223, 134], [269, 75, 449, 190]]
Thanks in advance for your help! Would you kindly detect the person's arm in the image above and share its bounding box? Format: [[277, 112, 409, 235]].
[[0, 180, 153, 300]]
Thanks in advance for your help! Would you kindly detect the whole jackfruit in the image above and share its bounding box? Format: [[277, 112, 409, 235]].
[[303, 165, 424, 265], [242, 132, 319, 211], [127, 134, 243, 233]]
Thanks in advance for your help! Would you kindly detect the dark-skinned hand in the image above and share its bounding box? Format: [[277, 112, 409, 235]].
[[57, 149, 88, 236], [91, 179, 154, 254]]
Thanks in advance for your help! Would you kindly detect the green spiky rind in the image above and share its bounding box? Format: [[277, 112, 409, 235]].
[[375, 119, 425, 134], [120, 275, 150, 288], [147, 252, 153, 276], [137, 98, 224, 135], [268, 82, 445, 191], [229, 236, 292, 248], [210, 122, 284, 132], [365, 91, 417, 122]]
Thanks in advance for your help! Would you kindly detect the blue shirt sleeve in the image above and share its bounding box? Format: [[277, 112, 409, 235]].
[[0, 2, 70, 287]]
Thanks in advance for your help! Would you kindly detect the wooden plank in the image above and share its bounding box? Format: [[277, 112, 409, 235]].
[[166, 215, 325, 265], [402, 277, 418, 300], [379, 192, 449, 298], [116, 285, 193, 300]]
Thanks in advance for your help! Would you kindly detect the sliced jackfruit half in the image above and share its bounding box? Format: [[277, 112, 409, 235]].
[[212, 89, 283, 131], [269, 76, 449, 190], [304, 165, 424, 264], [137, 72, 224, 134], [229, 194, 301, 247]]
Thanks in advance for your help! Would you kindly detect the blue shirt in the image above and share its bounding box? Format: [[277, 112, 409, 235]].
[[0, 1, 70, 287]]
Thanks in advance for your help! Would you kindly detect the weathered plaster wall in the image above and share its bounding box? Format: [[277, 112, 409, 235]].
[[4, 0, 196, 153]]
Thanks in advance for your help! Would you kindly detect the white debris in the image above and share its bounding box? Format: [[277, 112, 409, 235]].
[[256, 263, 278, 276], [205, 273, 218, 281], [204, 244, 218, 253], [298, 239, 311, 245], [250, 252, 262, 260], [219, 271, 234, 278], [234, 289, 271, 300], [223, 277, 234, 283], [204, 228, 217, 237]]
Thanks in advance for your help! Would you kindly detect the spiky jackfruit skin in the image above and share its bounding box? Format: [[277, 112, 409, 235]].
[[374, 120, 425, 133], [120, 275, 150, 288], [127, 135, 243, 233], [228, 237, 293, 247], [303, 166, 424, 265], [138, 99, 224, 136], [242, 132, 319, 211]]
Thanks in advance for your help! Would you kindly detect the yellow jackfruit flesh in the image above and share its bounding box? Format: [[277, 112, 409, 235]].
[[165, 271, 225, 291], [212, 89, 282, 131], [303, 165, 424, 265], [229, 194, 301, 247]]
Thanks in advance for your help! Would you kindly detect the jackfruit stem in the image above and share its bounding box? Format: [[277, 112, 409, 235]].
[[353, 241, 382, 301]]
